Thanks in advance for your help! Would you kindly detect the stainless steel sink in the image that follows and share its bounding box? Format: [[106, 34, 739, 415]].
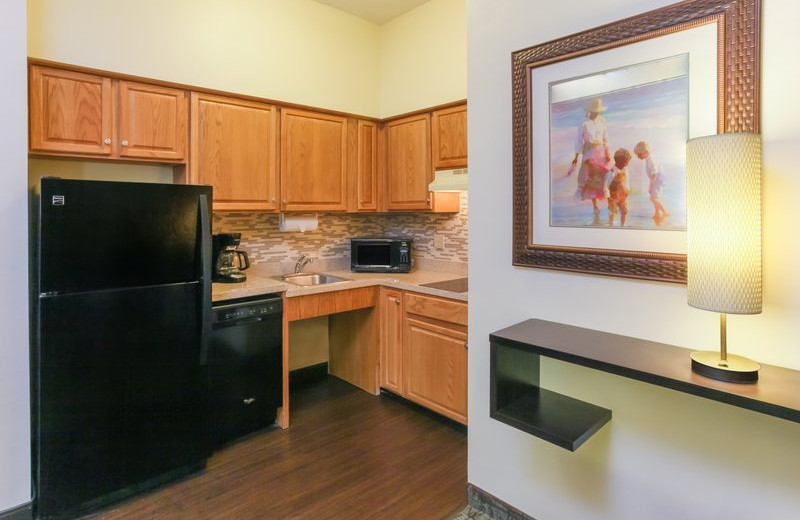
[[279, 273, 350, 286]]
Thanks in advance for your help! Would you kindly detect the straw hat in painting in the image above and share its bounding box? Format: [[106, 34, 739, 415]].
[[585, 98, 607, 113]]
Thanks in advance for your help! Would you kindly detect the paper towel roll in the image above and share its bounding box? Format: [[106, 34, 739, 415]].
[[279, 213, 318, 232]]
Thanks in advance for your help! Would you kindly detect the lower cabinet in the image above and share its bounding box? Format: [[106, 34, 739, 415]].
[[405, 315, 468, 424], [379, 288, 405, 394], [379, 288, 468, 424]]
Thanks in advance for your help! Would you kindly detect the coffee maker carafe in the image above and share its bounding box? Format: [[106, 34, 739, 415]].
[[212, 233, 250, 283]]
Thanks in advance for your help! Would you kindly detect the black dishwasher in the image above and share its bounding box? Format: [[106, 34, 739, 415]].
[[209, 294, 283, 448]]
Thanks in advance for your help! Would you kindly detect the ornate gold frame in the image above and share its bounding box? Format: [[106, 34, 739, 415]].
[[512, 0, 761, 283]]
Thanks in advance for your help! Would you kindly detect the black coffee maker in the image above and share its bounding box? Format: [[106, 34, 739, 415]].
[[212, 233, 250, 283]]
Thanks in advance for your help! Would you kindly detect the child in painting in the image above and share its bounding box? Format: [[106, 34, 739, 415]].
[[607, 148, 632, 226], [571, 98, 613, 222], [634, 141, 669, 223]]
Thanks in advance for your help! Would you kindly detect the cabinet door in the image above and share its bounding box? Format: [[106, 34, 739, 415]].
[[191, 93, 279, 211], [117, 81, 188, 161], [385, 114, 432, 211], [404, 316, 467, 424], [280, 108, 347, 211], [347, 119, 378, 212], [29, 65, 113, 156], [379, 288, 404, 394], [431, 104, 467, 169]]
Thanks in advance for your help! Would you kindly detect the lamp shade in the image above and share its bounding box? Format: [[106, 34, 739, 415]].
[[686, 133, 762, 315]]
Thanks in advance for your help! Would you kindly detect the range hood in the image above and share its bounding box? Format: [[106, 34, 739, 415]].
[[428, 168, 468, 192]]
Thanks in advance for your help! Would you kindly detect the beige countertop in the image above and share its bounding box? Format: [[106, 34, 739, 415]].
[[212, 268, 468, 303]]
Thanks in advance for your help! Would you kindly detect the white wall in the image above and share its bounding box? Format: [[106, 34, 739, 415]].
[[0, 0, 31, 513], [468, 1, 800, 519], [28, 0, 382, 117], [379, 0, 467, 117]]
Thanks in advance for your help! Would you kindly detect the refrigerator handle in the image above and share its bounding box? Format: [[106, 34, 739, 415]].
[[198, 194, 212, 365]]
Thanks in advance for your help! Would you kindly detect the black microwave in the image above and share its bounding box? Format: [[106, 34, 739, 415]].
[[351, 238, 412, 273]]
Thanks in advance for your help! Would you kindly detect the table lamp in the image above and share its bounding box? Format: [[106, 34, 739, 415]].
[[686, 132, 762, 383]]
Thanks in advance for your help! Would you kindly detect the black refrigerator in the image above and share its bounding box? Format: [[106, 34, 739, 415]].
[[31, 178, 213, 519]]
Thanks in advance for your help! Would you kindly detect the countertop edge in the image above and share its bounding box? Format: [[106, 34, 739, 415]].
[[212, 270, 468, 303]]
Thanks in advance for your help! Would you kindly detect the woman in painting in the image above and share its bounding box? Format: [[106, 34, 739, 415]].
[[569, 98, 613, 222]]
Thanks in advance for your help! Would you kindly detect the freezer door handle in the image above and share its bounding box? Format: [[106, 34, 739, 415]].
[[198, 194, 212, 365]]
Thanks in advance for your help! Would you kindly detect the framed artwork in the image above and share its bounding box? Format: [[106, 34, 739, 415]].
[[511, 0, 761, 283]]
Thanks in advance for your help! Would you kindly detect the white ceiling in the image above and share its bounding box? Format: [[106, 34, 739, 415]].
[[311, 0, 431, 25]]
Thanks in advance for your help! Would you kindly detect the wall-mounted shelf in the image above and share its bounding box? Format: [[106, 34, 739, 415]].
[[490, 319, 800, 451]]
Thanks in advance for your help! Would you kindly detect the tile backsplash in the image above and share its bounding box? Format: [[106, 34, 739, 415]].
[[213, 193, 468, 268]]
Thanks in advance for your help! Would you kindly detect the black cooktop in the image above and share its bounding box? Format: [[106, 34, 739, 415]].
[[419, 277, 468, 293]]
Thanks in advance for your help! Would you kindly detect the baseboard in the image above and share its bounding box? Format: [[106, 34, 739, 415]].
[[468, 483, 535, 520], [289, 362, 329, 387], [0, 502, 33, 520], [379, 389, 467, 433]]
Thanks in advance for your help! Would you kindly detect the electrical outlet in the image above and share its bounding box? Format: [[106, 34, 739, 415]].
[[434, 234, 445, 249]]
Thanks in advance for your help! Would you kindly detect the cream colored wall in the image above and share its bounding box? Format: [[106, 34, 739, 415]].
[[28, 159, 175, 189], [289, 318, 330, 370], [468, 1, 800, 519], [27, 0, 381, 116], [379, 0, 467, 117], [27, 0, 466, 119]]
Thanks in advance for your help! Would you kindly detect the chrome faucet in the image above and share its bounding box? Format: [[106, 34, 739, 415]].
[[295, 254, 313, 273]]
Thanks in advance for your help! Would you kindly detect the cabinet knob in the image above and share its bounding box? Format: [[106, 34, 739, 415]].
[[103, 138, 111, 145], [391, 298, 400, 305], [243, 397, 255, 404], [121, 139, 129, 147], [282, 199, 287, 204], [464, 343, 468, 350], [271, 197, 276, 203], [426, 197, 431, 203]]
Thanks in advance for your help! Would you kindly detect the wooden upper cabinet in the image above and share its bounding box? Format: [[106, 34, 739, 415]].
[[280, 108, 347, 212], [29, 65, 188, 163], [29, 65, 113, 156], [431, 104, 467, 169], [190, 93, 279, 211], [385, 113, 432, 211], [347, 119, 378, 212], [117, 81, 187, 161]]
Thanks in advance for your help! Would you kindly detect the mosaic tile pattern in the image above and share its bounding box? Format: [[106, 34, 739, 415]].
[[214, 193, 468, 268], [449, 506, 494, 520], [468, 484, 535, 520]]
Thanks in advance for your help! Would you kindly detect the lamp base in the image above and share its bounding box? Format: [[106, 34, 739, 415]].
[[690, 351, 760, 383]]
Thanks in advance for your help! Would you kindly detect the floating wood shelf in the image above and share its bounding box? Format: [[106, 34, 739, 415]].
[[490, 319, 800, 450], [492, 384, 611, 452]]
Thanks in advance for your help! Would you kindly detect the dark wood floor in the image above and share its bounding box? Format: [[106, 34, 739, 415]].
[[84, 376, 467, 520]]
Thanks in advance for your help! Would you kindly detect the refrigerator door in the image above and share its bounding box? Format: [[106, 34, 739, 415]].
[[33, 178, 213, 518], [38, 178, 212, 295], [35, 283, 209, 518]]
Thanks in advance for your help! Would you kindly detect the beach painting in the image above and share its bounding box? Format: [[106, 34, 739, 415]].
[[548, 55, 689, 231]]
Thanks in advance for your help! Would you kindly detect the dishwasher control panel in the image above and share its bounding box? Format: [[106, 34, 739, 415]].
[[212, 294, 282, 324]]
